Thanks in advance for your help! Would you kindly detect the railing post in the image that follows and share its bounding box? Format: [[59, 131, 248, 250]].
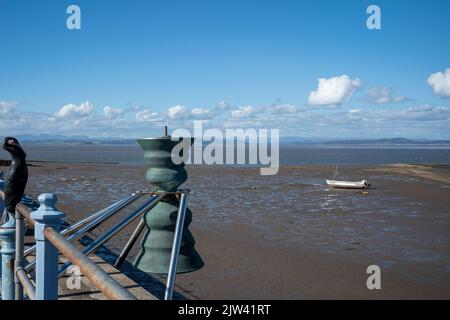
[[0, 171, 4, 213], [0, 212, 16, 300], [0, 171, 4, 293], [14, 208, 25, 300], [31, 193, 65, 300]]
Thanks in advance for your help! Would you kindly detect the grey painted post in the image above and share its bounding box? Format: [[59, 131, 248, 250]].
[[14, 209, 25, 300], [0, 171, 15, 300], [31, 194, 65, 300], [0, 171, 4, 214], [0, 171, 3, 288], [0, 211, 16, 300]]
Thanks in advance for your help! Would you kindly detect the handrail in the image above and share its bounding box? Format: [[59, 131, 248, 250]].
[[23, 191, 146, 273], [3, 187, 187, 301], [58, 194, 164, 276], [23, 190, 147, 258], [164, 191, 189, 300], [16, 267, 36, 300], [16, 203, 36, 226], [14, 195, 141, 300], [43, 226, 136, 300]]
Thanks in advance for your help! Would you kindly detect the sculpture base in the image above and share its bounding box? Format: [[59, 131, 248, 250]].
[[133, 199, 204, 274]]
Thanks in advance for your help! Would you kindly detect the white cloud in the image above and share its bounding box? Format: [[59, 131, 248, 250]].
[[167, 105, 188, 119], [0, 101, 16, 114], [231, 105, 254, 118], [55, 101, 93, 118], [268, 103, 299, 114], [2, 99, 449, 139], [365, 87, 408, 104], [191, 108, 210, 116], [346, 104, 450, 122], [403, 105, 450, 120], [135, 109, 161, 122], [216, 100, 230, 110], [103, 106, 125, 119], [308, 75, 362, 106], [427, 68, 450, 98]]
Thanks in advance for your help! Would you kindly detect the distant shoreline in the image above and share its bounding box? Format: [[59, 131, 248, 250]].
[[1, 160, 449, 168], [2, 144, 450, 166], [28, 159, 120, 165], [19, 142, 450, 149]]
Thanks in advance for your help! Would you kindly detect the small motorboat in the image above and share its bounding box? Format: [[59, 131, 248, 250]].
[[326, 179, 371, 189]]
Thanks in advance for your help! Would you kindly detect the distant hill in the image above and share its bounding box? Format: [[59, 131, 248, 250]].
[[6, 134, 450, 146], [321, 138, 450, 145], [16, 134, 136, 145], [283, 137, 450, 146]]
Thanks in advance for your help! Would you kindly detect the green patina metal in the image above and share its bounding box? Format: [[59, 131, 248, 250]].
[[133, 136, 204, 274]]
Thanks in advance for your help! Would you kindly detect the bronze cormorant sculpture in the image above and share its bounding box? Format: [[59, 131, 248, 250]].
[[1, 137, 28, 225]]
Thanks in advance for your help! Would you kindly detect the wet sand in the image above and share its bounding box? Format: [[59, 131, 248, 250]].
[[3, 162, 450, 299]]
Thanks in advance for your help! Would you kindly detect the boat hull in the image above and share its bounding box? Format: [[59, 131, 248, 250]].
[[326, 179, 368, 189]]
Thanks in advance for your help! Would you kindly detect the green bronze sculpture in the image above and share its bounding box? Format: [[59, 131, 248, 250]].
[[133, 132, 204, 274]]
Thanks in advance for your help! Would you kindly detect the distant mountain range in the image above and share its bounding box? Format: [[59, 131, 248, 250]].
[[284, 137, 450, 146], [8, 134, 450, 146], [15, 134, 135, 145]]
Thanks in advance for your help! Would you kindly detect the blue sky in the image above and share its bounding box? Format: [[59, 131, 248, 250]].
[[0, 0, 449, 139]]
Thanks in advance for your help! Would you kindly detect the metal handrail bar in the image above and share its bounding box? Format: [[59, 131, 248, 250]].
[[23, 190, 146, 258], [164, 191, 189, 300], [14, 195, 154, 300], [58, 194, 164, 276], [43, 226, 137, 300], [23, 191, 148, 273], [113, 219, 146, 269], [16, 203, 36, 226], [16, 267, 36, 300]]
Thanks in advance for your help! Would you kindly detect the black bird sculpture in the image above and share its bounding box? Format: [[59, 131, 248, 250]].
[[1, 137, 28, 225]]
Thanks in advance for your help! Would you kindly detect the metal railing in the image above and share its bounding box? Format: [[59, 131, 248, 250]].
[[0, 171, 190, 300], [23, 190, 148, 273]]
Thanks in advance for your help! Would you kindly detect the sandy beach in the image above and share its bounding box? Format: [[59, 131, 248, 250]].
[[4, 162, 450, 299]]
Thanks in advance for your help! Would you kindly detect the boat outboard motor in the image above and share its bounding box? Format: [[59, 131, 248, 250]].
[[1, 137, 28, 225]]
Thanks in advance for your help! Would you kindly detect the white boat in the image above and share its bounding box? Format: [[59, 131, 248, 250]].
[[326, 179, 371, 189]]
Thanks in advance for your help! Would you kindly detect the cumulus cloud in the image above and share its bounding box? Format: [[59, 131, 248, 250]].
[[55, 101, 93, 118], [191, 107, 211, 117], [402, 105, 450, 121], [135, 109, 161, 122], [103, 106, 125, 119], [308, 75, 362, 106], [268, 103, 300, 114], [427, 68, 450, 98], [2, 99, 449, 139], [345, 104, 450, 123], [216, 100, 230, 110], [231, 106, 254, 118], [0, 101, 16, 114], [364, 87, 409, 104], [167, 105, 188, 119]]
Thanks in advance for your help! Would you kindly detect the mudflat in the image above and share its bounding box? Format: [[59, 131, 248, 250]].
[[6, 162, 450, 299]]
